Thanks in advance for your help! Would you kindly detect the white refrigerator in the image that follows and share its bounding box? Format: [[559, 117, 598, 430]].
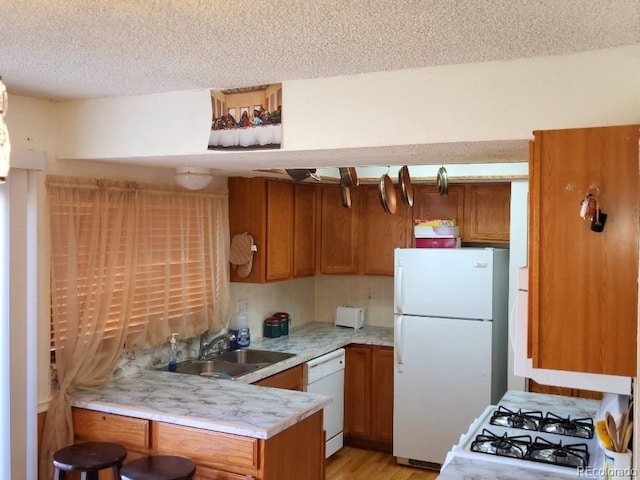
[[393, 247, 509, 469]]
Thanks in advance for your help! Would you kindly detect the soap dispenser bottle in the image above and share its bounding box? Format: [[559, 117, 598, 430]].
[[230, 313, 250, 349], [168, 333, 179, 372]]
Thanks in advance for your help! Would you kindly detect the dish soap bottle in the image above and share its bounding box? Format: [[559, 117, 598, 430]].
[[168, 333, 179, 372], [230, 313, 250, 349]]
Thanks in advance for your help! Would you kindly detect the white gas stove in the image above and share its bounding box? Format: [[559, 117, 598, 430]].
[[446, 404, 604, 477]]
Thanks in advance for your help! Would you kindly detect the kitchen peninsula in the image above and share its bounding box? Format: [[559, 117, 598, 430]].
[[69, 323, 393, 479]]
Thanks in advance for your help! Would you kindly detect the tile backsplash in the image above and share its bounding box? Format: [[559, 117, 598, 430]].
[[229, 275, 394, 331], [115, 274, 394, 377], [313, 275, 394, 327]]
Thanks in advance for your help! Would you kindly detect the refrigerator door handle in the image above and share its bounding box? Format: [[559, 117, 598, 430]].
[[395, 266, 403, 314], [395, 315, 404, 370]]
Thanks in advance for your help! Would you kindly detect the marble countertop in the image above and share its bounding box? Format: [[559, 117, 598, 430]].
[[70, 322, 393, 440], [232, 322, 393, 384], [499, 390, 599, 418], [436, 391, 601, 480]]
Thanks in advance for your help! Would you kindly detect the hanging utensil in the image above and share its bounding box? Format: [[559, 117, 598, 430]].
[[437, 166, 448, 196], [286, 169, 321, 182], [378, 169, 397, 214], [340, 182, 351, 208], [339, 167, 359, 187], [398, 165, 413, 207]]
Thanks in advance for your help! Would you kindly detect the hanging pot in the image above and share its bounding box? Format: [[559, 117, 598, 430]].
[[398, 165, 413, 207], [378, 173, 397, 214], [339, 167, 359, 187], [340, 182, 352, 208], [437, 166, 448, 196], [286, 169, 321, 182]]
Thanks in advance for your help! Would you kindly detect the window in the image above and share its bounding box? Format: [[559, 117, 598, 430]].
[[48, 177, 230, 351]]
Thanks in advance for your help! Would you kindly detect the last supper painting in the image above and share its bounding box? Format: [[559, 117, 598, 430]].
[[208, 83, 282, 150]]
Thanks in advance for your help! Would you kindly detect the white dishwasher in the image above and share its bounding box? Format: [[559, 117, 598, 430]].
[[303, 348, 345, 458]]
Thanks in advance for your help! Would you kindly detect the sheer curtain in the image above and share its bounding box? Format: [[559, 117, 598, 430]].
[[39, 176, 230, 479]]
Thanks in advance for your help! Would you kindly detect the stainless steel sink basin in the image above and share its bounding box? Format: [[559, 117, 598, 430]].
[[215, 348, 295, 365], [172, 359, 260, 379], [162, 349, 296, 380]]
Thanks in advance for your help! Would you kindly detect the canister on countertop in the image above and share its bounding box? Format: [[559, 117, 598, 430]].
[[273, 312, 290, 336], [263, 317, 282, 338]]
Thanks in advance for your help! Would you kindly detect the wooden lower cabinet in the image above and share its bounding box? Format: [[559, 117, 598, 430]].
[[71, 408, 324, 480], [344, 344, 393, 452], [252, 365, 303, 391]]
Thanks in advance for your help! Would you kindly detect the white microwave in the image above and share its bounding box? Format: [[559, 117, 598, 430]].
[[335, 306, 365, 329]]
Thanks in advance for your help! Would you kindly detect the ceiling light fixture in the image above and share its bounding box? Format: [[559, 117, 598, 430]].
[[0, 77, 10, 183], [174, 166, 213, 190]]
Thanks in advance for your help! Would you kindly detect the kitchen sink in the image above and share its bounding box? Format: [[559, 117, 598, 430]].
[[161, 349, 296, 380], [171, 359, 260, 379], [215, 349, 295, 365]]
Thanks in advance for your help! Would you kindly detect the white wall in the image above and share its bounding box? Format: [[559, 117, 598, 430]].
[[229, 277, 316, 337], [314, 275, 394, 327], [507, 180, 529, 392], [55, 89, 212, 159], [285, 45, 640, 150], [53, 45, 640, 161]]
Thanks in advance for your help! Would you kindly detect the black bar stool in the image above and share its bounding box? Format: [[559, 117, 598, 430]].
[[53, 441, 127, 480], [120, 455, 196, 480]]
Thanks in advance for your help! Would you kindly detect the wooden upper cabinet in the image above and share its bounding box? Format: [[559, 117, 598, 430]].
[[412, 184, 465, 232], [230, 178, 513, 281], [229, 177, 294, 283], [229, 177, 267, 283], [529, 125, 639, 377], [361, 185, 411, 275], [319, 185, 359, 274], [463, 184, 511, 243], [293, 184, 317, 278], [413, 184, 510, 243], [266, 181, 294, 281]]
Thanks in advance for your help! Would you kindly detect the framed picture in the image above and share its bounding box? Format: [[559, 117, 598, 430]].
[[208, 83, 282, 150]]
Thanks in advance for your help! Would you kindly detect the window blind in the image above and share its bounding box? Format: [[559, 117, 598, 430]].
[[48, 179, 226, 351]]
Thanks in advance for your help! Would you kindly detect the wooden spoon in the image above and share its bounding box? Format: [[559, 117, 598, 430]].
[[621, 420, 633, 453], [618, 411, 628, 452], [606, 411, 619, 452]]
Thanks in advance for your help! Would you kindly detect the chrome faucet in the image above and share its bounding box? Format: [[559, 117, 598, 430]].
[[198, 329, 236, 360]]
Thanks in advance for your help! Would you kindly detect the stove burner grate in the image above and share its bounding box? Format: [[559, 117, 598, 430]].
[[470, 429, 532, 459], [490, 406, 543, 431], [540, 413, 594, 439], [527, 436, 590, 469]]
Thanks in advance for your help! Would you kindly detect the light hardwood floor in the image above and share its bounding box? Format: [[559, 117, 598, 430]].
[[326, 447, 439, 480]]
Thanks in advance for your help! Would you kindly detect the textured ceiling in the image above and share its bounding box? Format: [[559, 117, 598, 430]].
[[2, 0, 639, 101]]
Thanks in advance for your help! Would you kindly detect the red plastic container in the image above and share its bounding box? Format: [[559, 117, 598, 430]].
[[415, 237, 460, 248]]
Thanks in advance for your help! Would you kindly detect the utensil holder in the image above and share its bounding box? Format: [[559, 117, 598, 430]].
[[604, 449, 632, 480]]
